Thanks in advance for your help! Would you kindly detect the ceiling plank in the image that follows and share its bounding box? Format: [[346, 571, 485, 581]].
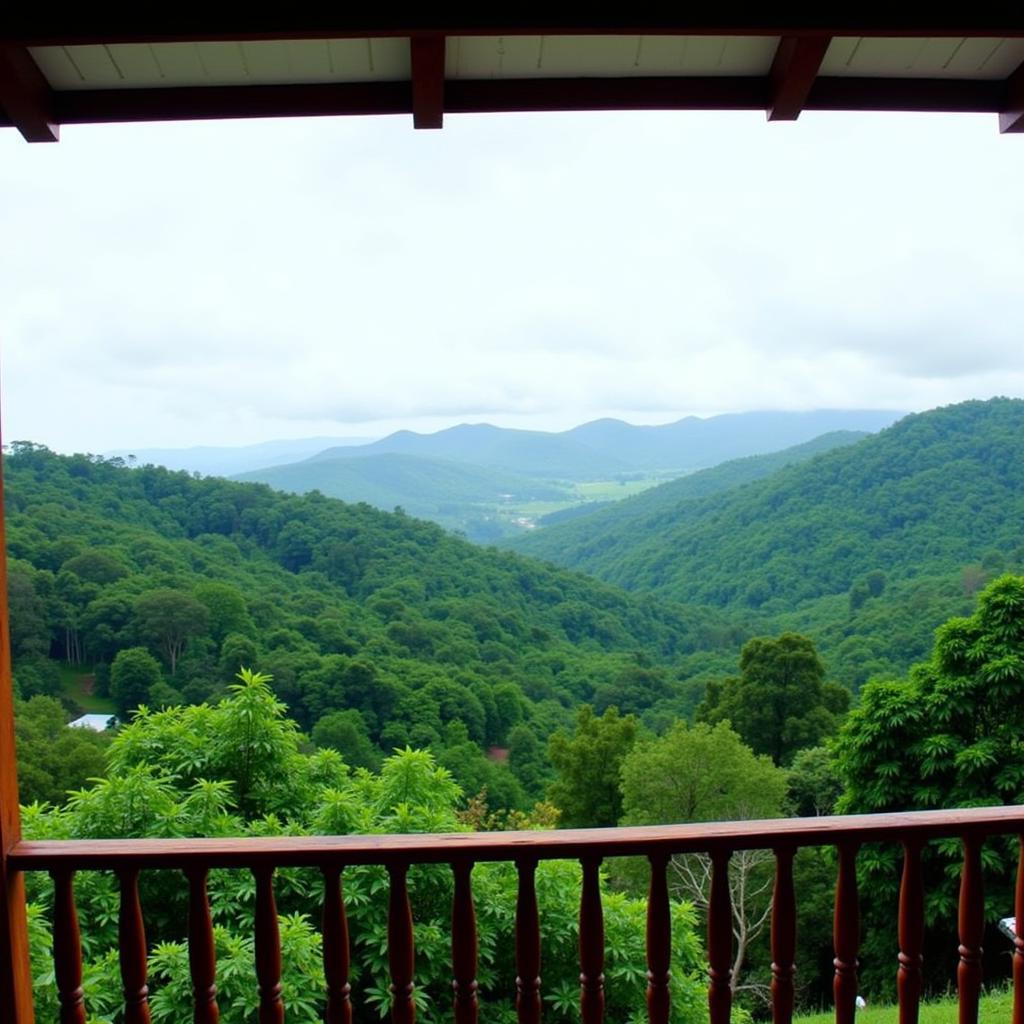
[[410, 35, 445, 128], [0, 45, 58, 141], [999, 60, 1024, 132], [768, 36, 831, 120]]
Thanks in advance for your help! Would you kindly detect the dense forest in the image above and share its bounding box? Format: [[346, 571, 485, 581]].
[[516, 399, 1024, 687], [5, 441, 743, 810], [9, 397, 1024, 1020]]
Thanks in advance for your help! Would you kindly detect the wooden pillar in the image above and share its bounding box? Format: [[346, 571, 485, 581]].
[[0, 434, 35, 1024]]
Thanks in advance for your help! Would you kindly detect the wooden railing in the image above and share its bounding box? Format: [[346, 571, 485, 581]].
[[8, 805, 1024, 1024]]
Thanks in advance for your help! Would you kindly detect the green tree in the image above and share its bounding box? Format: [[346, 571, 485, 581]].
[[312, 709, 381, 771], [134, 589, 210, 674], [621, 720, 788, 1000], [547, 705, 639, 827], [834, 574, 1024, 996], [109, 647, 163, 717], [697, 632, 848, 765]]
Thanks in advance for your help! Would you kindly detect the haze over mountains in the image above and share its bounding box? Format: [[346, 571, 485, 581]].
[[229, 409, 902, 538]]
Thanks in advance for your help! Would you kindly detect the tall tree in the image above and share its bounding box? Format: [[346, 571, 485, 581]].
[[110, 647, 163, 717], [547, 705, 639, 827], [697, 632, 848, 765], [134, 589, 209, 674]]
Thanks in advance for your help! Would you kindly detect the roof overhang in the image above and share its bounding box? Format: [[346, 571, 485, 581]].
[[2, 16, 1024, 141]]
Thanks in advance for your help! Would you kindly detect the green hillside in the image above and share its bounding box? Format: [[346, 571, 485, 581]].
[[513, 399, 1024, 687], [234, 451, 570, 537], [4, 443, 737, 806], [513, 430, 868, 558]]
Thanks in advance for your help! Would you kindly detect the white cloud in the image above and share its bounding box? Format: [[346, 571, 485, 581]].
[[0, 110, 1022, 451]]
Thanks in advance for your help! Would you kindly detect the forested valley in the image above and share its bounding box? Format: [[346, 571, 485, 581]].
[[9, 397, 1024, 1022]]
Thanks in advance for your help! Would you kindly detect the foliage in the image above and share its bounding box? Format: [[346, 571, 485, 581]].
[[696, 633, 848, 765], [547, 705, 640, 827], [834, 574, 1024, 996]]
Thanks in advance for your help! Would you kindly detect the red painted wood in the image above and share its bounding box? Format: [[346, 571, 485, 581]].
[[1013, 836, 1024, 1024], [0, 421, 34, 1024], [13, 807, 1024, 873], [186, 868, 219, 1024], [253, 868, 284, 1024], [897, 841, 924, 1024], [579, 857, 604, 1024], [770, 846, 796, 1024], [8, 16, 1024, 46], [708, 850, 733, 1024], [957, 837, 984, 1024], [515, 858, 541, 1024], [646, 853, 671, 1024], [833, 843, 859, 1024], [52, 869, 87, 1024], [322, 866, 353, 1024], [388, 863, 416, 1024], [410, 35, 445, 128], [1000, 60, 1024, 133], [0, 44, 58, 141], [767, 36, 831, 120], [117, 868, 151, 1024], [451, 861, 478, 1024]]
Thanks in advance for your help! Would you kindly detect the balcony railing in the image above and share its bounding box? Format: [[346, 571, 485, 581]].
[[6, 805, 1024, 1024]]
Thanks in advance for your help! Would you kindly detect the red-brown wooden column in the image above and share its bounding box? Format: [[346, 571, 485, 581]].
[[957, 836, 984, 1024], [833, 842, 860, 1024], [0, 434, 35, 1024], [897, 840, 924, 1024], [770, 845, 796, 1024], [1013, 836, 1024, 1024]]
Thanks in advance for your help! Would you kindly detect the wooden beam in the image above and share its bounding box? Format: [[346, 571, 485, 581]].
[[0, 44, 58, 142], [5, 15, 1024, 45], [768, 36, 831, 120], [999, 60, 1024, 132], [410, 35, 445, 129], [0, 429, 36, 1024]]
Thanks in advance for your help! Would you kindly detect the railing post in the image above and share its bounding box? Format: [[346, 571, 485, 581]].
[[1014, 835, 1024, 1024], [957, 836, 984, 1024], [515, 857, 542, 1024], [451, 860, 478, 1024], [388, 862, 416, 1024], [254, 867, 284, 1024], [185, 867, 219, 1024], [579, 856, 605, 1024], [833, 842, 860, 1024], [0, 435, 35, 1024], [771, 845, 796, 1024], [897, 840, 924, 1024], [646, 853, 671, 1024], [707, 850, 733, 1024], [52, 868, 87, 1024], [118, 867, 151, 1024], [323, 865, 353, 1024]]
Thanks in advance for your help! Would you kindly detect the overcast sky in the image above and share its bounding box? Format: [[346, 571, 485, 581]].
[[1, 109, 1022, 453]]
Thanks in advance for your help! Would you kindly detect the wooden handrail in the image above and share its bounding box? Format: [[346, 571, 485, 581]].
[[11, 806, 1024, 872]]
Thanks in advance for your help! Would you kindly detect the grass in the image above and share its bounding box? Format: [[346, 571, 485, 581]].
[[793, 987, 1013, 1023], [58, 664, 117, 715]]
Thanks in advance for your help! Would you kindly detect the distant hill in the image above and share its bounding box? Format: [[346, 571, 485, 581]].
[[512, 431, 869, 558], [104, 436, 373, 477], [512, 399, 1024, 688], [561, 410, 900, 471], [311, 410, 903, 481], [235, 452, 570, 533]]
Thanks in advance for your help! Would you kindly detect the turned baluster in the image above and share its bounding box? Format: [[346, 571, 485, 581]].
[[579, 857, 605, 1024], [52, 868, 87, 1024], [186, 867, 219, 1024], [323, 866, 352, 1024], [388, 862, 416, 1024], [833, 842, 860, 1024], [118, 867, 151, 1024], [254, 867, 284, 1024], [957, 836, 984, 1024], [897, 840, 924, 1024], [708, 850, 733, 1024], [645, 853, 671, 1024], [770, 845, 796, 1024], [515, 857, 542, 1024], [1013, 836, 1024, 1024], [451, 860, 479, 1024]]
